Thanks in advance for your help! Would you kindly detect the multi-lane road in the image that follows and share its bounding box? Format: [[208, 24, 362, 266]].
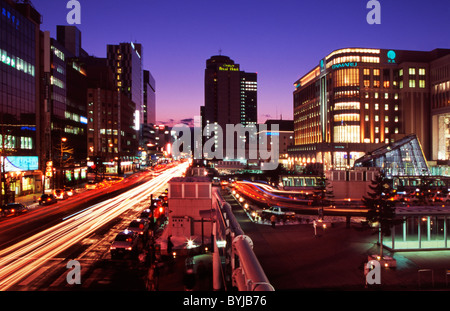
[[0, 162, 189, 291]]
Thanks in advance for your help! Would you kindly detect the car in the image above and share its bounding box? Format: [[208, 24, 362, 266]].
[[54, 189, 68, 200], [38, 194, 57, 205], [64, 187, 75, 197], [139, 208, 153, 221], [0, 203, 28, 217], [110, 230, 139, 258], [85, 181, 98, 190], [260, 206, 296, 221], [127, 218, 150, 237]]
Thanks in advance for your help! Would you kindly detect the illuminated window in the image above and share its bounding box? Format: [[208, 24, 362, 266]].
[[365, 115, 369, 121], [409, 68, 416, 75], [395, 105, 399, 111], [375, 103, 379, 110], [334, 68, 360, 87], [395, 116, 399, 122], [365, 103, 369, 109], [334, 113, 360, 122], [385, 104, 389, 110], [419, 68, 426, 75], [375, 115, 379, 122], [375, 127, 379, 133], [334, 102, 360, 110], [419, 80, 425, 88], [385, 127, 389, 134], [385, 116, 389, 122], [333, 125, 360, 143], [373, 69, 380, 76], [399, 69, 403, 76], [409, 80, 416, 88]]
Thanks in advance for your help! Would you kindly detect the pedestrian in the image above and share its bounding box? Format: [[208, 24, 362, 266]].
[[167, 235, 174, 254], [270, 215, 277, 228]]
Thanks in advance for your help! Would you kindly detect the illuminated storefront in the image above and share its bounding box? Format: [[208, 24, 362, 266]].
[[385, 206, 450, 251]]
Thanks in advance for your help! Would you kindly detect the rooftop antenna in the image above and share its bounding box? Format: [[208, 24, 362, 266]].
[[218, 48, 222, 56]]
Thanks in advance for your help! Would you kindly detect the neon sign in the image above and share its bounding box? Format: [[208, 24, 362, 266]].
[[2, 156, 39, 172], [332, 62, 358, 70], [219, 64, 239, 71]]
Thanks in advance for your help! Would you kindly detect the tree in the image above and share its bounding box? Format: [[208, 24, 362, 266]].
[[362, 171, 402, 258], [53, 138, 74, 188], [315, 174, 334, 219]]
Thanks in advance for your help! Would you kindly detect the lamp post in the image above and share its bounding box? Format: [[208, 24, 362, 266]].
[[61, 137, 67, 188]]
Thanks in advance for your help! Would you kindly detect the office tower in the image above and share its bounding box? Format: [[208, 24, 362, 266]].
[[56, 25, 84, 58], [202, 55, 257, 159], [40, 25, 90, 189], [0, 0, 41, 200], [289, 47, 450, 172], [141, 70, 156, 154], [85, 58, 138, 175], [106, 42, 143, 132], [143, 70, 156, 125]]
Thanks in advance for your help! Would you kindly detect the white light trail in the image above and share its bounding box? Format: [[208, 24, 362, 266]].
[[0, 162, 188, 290]]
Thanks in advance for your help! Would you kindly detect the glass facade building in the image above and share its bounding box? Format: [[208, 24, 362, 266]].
[[354, 134, 429, 177], [0, 0, 41, 199], [0, 0, 39, 156]]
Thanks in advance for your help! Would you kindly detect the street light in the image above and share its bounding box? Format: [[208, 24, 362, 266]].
[[61, 137, 67, 188]]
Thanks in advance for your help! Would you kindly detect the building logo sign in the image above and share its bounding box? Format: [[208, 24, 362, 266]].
[[387, 50, 396, 63], [219, 64, 239, 72], [320, 59, 325, 72], [332, 62, 358, 70]]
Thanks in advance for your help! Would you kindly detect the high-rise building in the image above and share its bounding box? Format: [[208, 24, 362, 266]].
[[0, 0, 41, 200], [289, 47, 450, 172], [202, 55, 257, 159], [85, 57, 138, 175], [141, 69, 156, 156], [107, 42, 143, 132], [143, 70, 156, 125], [40, 26, 89, 189]]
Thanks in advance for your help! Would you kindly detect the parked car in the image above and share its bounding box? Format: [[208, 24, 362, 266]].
[[127, 218, 150, 237], [54, 189, 68, 200], [139, 209, 153, 221], [110, 230, 139, 259], [0, 203, 28, 217], [38, 194, 57, 205]]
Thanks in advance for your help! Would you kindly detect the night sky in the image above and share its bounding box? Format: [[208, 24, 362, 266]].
[[33, 0, 450, 126]]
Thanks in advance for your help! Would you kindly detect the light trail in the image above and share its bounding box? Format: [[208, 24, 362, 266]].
[[0, 162, 189, 291]]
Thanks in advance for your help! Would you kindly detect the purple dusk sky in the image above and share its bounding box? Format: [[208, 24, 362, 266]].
[[33, 0, 450, 126]]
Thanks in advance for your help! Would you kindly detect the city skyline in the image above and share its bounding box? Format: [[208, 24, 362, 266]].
[[33, 0, 450, 126]]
